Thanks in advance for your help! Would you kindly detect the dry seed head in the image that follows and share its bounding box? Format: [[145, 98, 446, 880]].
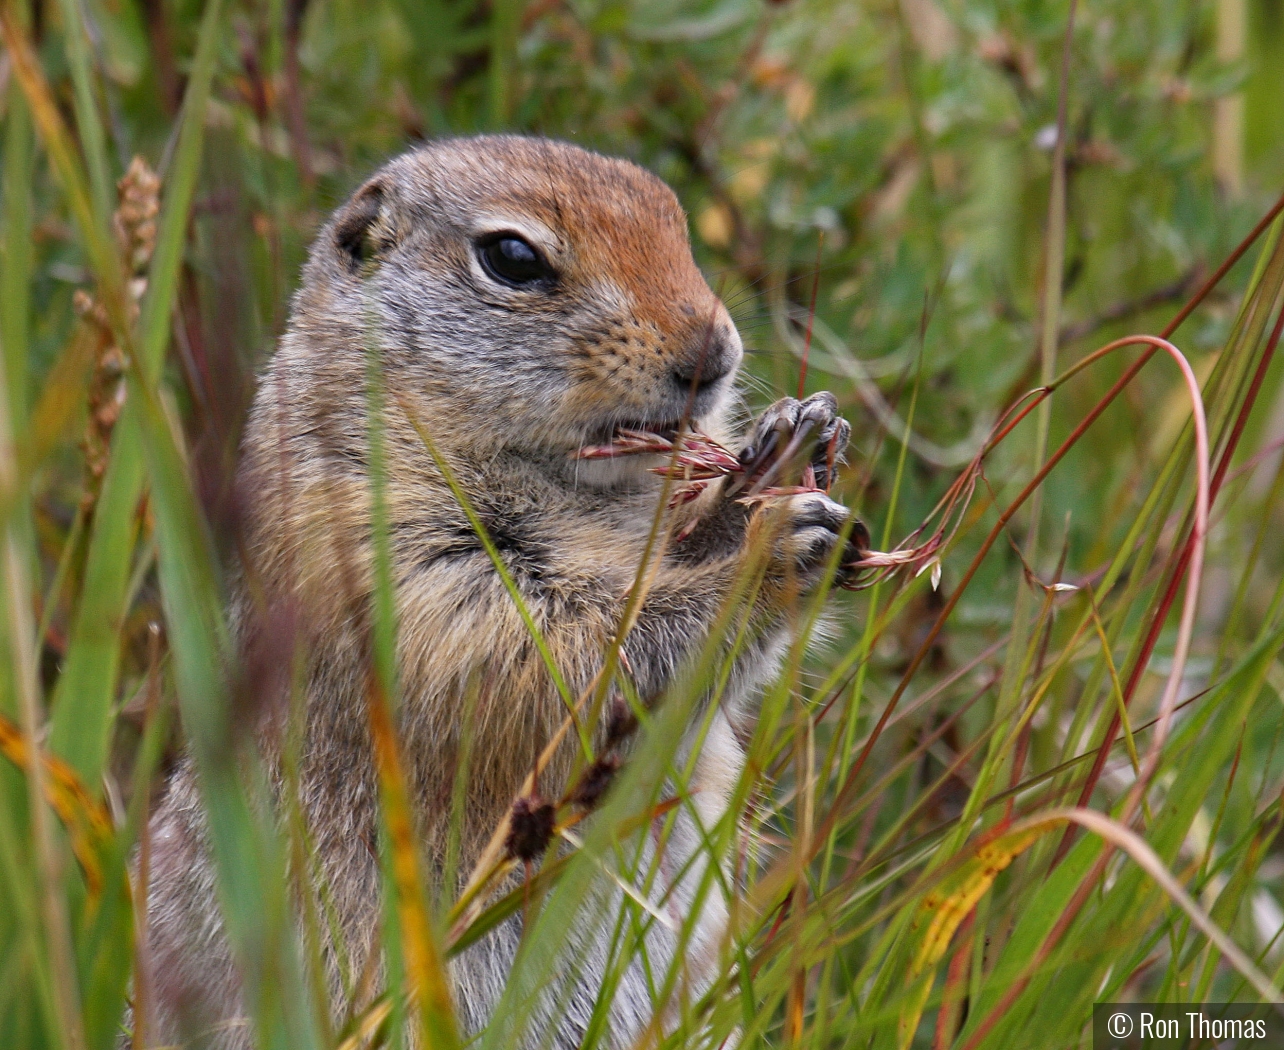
[[72, 288, 110, 330], [604, 696, 638, 749], [76, 157, 163, 508], [583, 423, 952, 590], [505, 796, 556, 863], [114, 156, 161, 278], [567, 756, 621, 811]]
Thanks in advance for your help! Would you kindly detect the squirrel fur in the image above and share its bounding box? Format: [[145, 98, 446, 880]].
[[141, 135, 863, 1048]]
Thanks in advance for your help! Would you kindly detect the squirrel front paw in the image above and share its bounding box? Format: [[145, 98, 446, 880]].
[[757, 490, 871, 590], [737, 391, 852, 492]]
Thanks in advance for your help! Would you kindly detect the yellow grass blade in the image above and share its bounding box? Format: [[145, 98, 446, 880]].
[[0, 711, 114, 900], [364, 671, 461, 1049]]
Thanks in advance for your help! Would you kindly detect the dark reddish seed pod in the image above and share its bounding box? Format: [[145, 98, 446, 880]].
[[505, 796, 557, 863], [568, 756, 621, 810], [604, 698, 638, 749]]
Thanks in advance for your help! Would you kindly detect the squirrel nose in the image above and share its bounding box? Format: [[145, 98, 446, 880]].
[[670, 328, 739, 393]]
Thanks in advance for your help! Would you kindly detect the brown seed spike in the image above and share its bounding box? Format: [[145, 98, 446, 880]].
[[114, 155, 162, 277], [567, 757, 621, 811], [505, 796, 556, 863], [604, 697, 638, 749]]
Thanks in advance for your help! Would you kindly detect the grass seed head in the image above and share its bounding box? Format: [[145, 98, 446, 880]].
[[567, 757, 621, 811], [505, 797, 557, 863], [604, 696, 638, 749]]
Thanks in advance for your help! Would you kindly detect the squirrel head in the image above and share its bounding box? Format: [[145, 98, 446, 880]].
[[289, 135, 742, 486]]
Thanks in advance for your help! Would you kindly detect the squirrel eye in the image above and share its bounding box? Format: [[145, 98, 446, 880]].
[[477, 234, 555, 287]]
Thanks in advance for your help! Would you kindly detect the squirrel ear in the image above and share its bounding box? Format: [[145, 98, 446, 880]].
[[335, 181, 395, 272]]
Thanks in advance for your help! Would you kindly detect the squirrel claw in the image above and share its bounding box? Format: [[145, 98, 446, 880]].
[[735, 392, 851, 495]]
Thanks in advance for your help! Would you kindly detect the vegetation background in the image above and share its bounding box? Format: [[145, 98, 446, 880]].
[[2, 0, 1284, 1046]]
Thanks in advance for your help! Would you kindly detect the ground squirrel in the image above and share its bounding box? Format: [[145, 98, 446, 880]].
[[143, 135, 866, 1048]]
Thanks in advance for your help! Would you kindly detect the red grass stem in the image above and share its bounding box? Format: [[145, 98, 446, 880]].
[[1052, 285, 1284, 863], [803, 191, 1284, 874]]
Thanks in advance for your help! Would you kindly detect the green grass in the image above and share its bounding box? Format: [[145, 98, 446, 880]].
[[3, 0, 1284, 1047]]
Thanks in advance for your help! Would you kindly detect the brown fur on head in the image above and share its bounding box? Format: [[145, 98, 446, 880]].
[[291, 135, 742, 484]]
